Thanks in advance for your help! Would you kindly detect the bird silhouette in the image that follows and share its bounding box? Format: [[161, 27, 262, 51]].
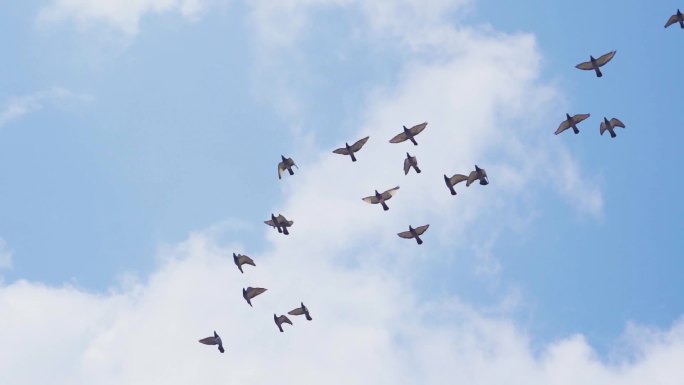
[[274, 314, 293, 332], [277, 155, 298, 179], [600, 117, 626, 138], [288, 302, 313, 321], [444, 173, 468, 195], [665, 9, 684, 29], [333, 136, 370, 162], [233, 253, 256, 274], [466, 165, 489, 186], [404, 152, 421, 174], [198, 330, 225, 353], [264, 214, 294, 235], [243, 287, 267, 307], [362, 186, 400, 211], [397, 224, 430, 245], [576, 51, 616, 77], [389, 122, 427, 145], [556, 113, 591, 135]]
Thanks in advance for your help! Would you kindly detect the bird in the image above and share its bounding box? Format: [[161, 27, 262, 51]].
[[288, 302, 313, 321], [274, 314, 293, 333], [264, 213, 294, 235], [198, 330, 225, 353], [333, 136, 370, 162], [665, 9, 684, 29], [599, 117, 626, 138], [443, 173, 468, 195], [466, 165, 489, 186], [404, 152, 421, 174], [389, 122, 427, 145], [362, 186, 400, 211], [233, 253, 255, 274], [397, 224, 430, 245], [575, 51, 616, 77], [278, 155, 298, 179], [243, 287, 267, 307], [555, 113, 591, 135]]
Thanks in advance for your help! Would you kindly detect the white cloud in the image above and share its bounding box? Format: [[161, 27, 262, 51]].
[[0, 239, 11, 270], [0, 87, 92, 129]]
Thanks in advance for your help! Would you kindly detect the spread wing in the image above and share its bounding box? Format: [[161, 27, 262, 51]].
[[665, 14, 680, 28], [397, 230, 414, 239], [287, 158, 299, 169], [279, 316, 293, 325], [555, 120, 570, 135], [595, 51, 616, 67], [466, 170, 479, 186], [246, 287, 267, 299], [333, 148, 350, 155], [389, 132, 408, 143], [572, 113, 590, 124], [288, 307, 305, 316], [237, 255, 255, 266], [350, 136, 370, 152], [381, 186, 400, 200], [448, 174, 468, 186], [408, 122, 427, 136], [610, 118, 625, 128], [362, 196, 380, 204], [600, 121, 608, 135], [199, 337, 217, 345], [277, 162, 285, 179], [413, 224, 430, 235], [403, 158, 411, 175], [264, 219, 275, 227], [575, 60, 594, 70]]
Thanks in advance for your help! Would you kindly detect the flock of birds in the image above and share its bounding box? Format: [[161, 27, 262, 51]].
[[198, 8, 684, 353]]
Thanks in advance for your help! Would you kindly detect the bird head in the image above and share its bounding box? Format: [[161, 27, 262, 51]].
[[213, 331, 218, 338], [406, 152, 411, 158], [590, 55, 596, 61], [566, 113, 571, 120], [281, 155, 287, 161]]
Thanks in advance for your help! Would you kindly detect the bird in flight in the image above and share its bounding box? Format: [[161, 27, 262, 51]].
[[575, 51, 616, 78], [233, 253, 256, 274], [555, 113, 591, 135], [362, 186, 400, 211], [333, 136, 370, 162], [466, 165, 489, 186], [443, 173, 468, 195], [404, 152, 421, 174], [665, 9, 684, 29], [274, 314, 294, 332], [288, 302, 313, 321], [264, 213, 294, 235], [600, 117, 626, 138], [198, 330, 225, 353], [278, 155, 298, 179], [243, 287, 267, 307], [389, 122, 428, 145], [397, 224, 430, 245]]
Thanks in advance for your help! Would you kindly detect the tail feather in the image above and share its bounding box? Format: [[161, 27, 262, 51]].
[[416, 236, 423, 245], [288, 168, 294, 175], [415, 166, 421, 173], [381, 201, 389, 211], [610, 130, 616, 138], [306, 314, 312, 321], [283, 227, 290, 235], [350, 153, 357, 162], [596, 68, 603, 77], [410, 137, 418, 146], [572, 126, 579, 134]]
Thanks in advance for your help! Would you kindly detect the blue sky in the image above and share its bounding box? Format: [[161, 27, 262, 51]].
[[1, 1, 683, 383]]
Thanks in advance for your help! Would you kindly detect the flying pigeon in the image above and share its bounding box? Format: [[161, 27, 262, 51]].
[[362, 186, 400, 211], [198, 330, 225, 353], [599, 117, 626, 138], [233, 253, 255, 274], [333, 136, 370, 162], [555, 113, 591, 135], [288, 302, 313, 321], [404, 152, 421, 174], [243, 287, 267, 307], [389, 122, 427, 145], [264, 213, 294, 235], [278, 155, 298, 179], [466, 165, 489, 186], [443, 173, 468, 195], [575, 51, 616, 78], [397, 224, 430, 245], [665, 9, 684, 29], [274, 314, 293, 333]]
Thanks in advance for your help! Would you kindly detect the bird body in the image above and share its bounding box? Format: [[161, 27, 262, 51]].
[[600, 117, 626, 138], [278, 155, 298, 179], [274, 314, 293, 332], [265, 214, 294, 235], [198, 331, 225, 353], [404, 152, 421, 174], [397, 224, 430, 245], [233, 253, 256, 274], [576, 51, 616, 77], [362, 186, 400, 211], [243, 287, 267, 307], [389, 122, 427, 145], [333, 136, 370, 162], [288, 302, 313, 321], [556, 113, 591, 135], [665, 9, 684, 28]]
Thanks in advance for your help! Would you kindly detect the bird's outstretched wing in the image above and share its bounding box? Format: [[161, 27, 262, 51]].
[[595, 51, 616, 67], [397, 230, 414, 239], [350, 136, 370, 152], [575, 61, 594, 70], [448, 174, 468, 186], [610, 118, 625, 128], [381, 186, 400, 200], [555, 120, 571, 135], [573, 113, 591, 123], [599, 121, 608, 135], [408, 122, 428, 136], [413, 224, 430, 235], [403, 158, 411, 175], [264, 219, 276, 227], [236, 255, 255, 266], [246, 287, 267, 299], [277, 163, 285, 179], [288, 307, 305, 316], [199, 337, 217, 345], [362, 196, 380, 204], [665, 14, 680, 28], [333, 148, 350, 155], [389, 132, 408, 143], [466, 170, 479, 186], [277, 315, 293, 325]]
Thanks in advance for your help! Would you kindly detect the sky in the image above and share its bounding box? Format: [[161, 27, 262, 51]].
[[1, 0, 683, 383]]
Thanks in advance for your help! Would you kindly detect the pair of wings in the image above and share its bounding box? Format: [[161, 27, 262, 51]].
[[333, 136, 370, 155], [665, 13, 683, 28], [446, 171, 480, 187], [389, 122, 428, 143], [555, 113, 591, 135], [600, 118, 626, 135], [576, 51, 616, 70], [244, 287, 267, 299], [234, 254, 255, 266], [277, 158, 298, 178], [403, 155, 417, 174], [362, 186, 400, 204], [397, 224, 430, 239], [264, 215, 293, 227], [274, 314, 293, 326]]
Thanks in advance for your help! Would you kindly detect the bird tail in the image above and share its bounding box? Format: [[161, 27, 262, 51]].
[[238, 266, 244, 274], [410, 137, 418, 146], [282, 227, 290, 235], [278, 325, 284, 332], [350, 153, 357, 162], [381, 201, 389, 211], [415, 166, 421, 173], [596, 68, 603, 78], [416, 236, 423, 245], [572, 126, 579, 134], [219, 345, 225, 353], [288, 168, 294, 175], [306, 314, 312, 321], [610, 131, 616, 138]]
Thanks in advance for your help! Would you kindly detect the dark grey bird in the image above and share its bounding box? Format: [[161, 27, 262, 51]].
[[466, 165, 489, 186], [555, 113, 591, 135], [198, 330, 225, 353], [443, 173, 468, 195], [333, 136, 370, 162], [288, 302, 313, 321], [404, 152, 421, 174], [274, 314, 293, 332], [277, 155, 298, 179], [389, 122, 428, 145], [264, 213, 293, 235], [665, 9, 684, 29], [233, 253, 255, 274], [575, 51, 616, 77], [397, 224, 430, 245], [599, 117, 626, 138], [243, 287, 267, 307], [362, 186, 400, 211]]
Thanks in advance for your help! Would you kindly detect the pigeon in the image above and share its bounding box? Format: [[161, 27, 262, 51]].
[[397, 224, 430, 245], [555, 113, 591, 135], [233, 253, 255, 274], [264, 213, 294, 235], [288, 302, 313, 321], [389, 122, 427, 145], [599, 117, 626, 138], [198, 330, 225, 353], [362, 186, 400, 211], [333, 136, 370, 162], [466, 165, 489, 186], [404, 152, 421, 174], [665, 9, 684, 29], [443, 173, 468, 195], [278, 155, 298, 179], [243, 287, 267, 307], [575, 51, 616, 78], [274, 314, 293, 333]]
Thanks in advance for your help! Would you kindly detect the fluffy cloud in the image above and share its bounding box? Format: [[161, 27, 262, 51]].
[[0, 87, 91, 129]]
